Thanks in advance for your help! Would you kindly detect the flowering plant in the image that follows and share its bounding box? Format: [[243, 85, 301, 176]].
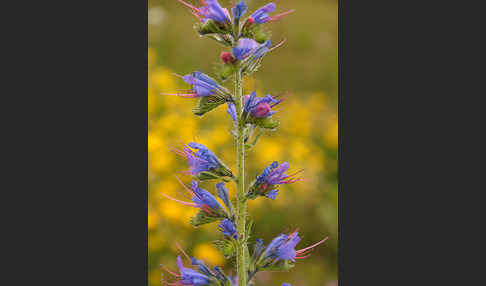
[[160, 1, 328, 285]]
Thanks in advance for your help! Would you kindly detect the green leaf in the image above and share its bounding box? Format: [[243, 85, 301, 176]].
[[245, 219, 254, 241], [248, 116, 280, 130], [192, 95, 227, 116], [215, 62, 235, 82], [212, 239, 237, 259], [194, 20, 231, 35], [260, 260, 295, 272], [190, 210, 224, 227], [241, 24, 271, 44]]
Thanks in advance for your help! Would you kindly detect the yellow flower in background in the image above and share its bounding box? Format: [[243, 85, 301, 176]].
[[193, 243, 225, 266], [148, 232, 165, 251], [324, 118, 338, 149], [152, 67, 176, 91], [148, 210, 160, 230]]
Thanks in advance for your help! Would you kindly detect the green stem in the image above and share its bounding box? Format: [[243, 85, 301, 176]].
[[235, 66, 248, 286]]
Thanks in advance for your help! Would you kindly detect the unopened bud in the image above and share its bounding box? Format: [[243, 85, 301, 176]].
[[251, 102, 271, 117], [220, 51, 235, 64]]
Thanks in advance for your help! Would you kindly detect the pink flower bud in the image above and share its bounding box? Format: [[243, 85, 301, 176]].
[[220, 51, 234, 64], [251, 102, 271, 117]]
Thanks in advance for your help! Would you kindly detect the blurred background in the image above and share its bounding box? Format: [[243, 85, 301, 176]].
[[148, 0, 338, 285]]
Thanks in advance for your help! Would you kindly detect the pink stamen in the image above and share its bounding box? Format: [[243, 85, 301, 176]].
[[176, 0, 199, 12], [296, 237, 329, 254], [172, 73, 185, 79], [282, 169, 304, 179], [170, 148, 188, 159], [295, 253, 312, 259], [174, 175, 195, 197], [162, 265, 181, 277], [161, 193, 197, 207], [269, 9, 296, 22], [279, 178, 303, 184], [175, 241, 192, 263], [192, 11, 203, 22], [160, 92, 198, 98], [269, 38, 287, 52]]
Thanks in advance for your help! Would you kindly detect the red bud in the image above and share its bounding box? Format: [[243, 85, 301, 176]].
[[220, 51, 235, 64]]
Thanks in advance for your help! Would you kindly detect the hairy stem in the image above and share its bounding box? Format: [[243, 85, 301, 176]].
[[235, 66, 247, 286]]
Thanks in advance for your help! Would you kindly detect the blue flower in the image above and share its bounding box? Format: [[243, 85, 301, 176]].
[[177, 256, 212, 286], [256, 232, 328, 264], [232, 38, 260, 60], [245, 91, 280, 118], [191, 257, 213, 277], [248, 161, 301, 199], [173, 142, 231, 177], [177, 0, 231, 23], [216, 182, 232, 212], [256, 161, 279, 183], [232, 38, 271, 61], [282, 284, 292, 286], [218, 218, 238, 239], [161, 177, 228, 218], [249, 3, 276, 24], [226, 102, 237, 121], [191, 181, 225, 212], [265, 189, 278, 200], [248, 2, 295, 24], [181, 71, 225, 98], [252, 238, 266, 259], [231, 1, 247, 22], [226, 91, 281, 123]]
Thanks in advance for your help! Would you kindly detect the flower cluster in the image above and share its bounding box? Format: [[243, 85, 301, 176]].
[[247, 161, 302, 200], [226, 91, 283, 130], [172, 142, 233, 180], [250, 231, 328, 272], [159, 1, 329, 286], [162, 254, 236, 286]]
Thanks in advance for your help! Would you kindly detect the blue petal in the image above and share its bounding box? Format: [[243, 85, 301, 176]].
[[231, 1, 247, 21], [265, 189, 278, 200], [226, 103, 237, 122]]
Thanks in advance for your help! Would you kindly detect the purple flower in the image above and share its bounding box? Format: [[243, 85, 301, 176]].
[[162, 71, 228, 99], [249, 3, 276, 24], [161, 177, 227, 218], [231, 1, 247, 21], [172, 142, 228, 176], [218, 218, 238, 239], [177, 255, 212, 286], [226, 102, 237, 121], [177, 0, 231, 23], [232, 38, 272, 61], [226, 91, 281, 123], [258, 232, 328, 263], [248, 161, 301, 200], [232, 38, 260, 60], [282, 284, 292, 286], [248, 2, 295, 24], [244, 91, 280, 118], [190, 181, 225, 211], [216, 182, 232, 212], [183, 71, 224, 98]]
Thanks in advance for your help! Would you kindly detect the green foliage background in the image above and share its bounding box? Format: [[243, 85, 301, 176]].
[[148, 1, 338, 285]]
